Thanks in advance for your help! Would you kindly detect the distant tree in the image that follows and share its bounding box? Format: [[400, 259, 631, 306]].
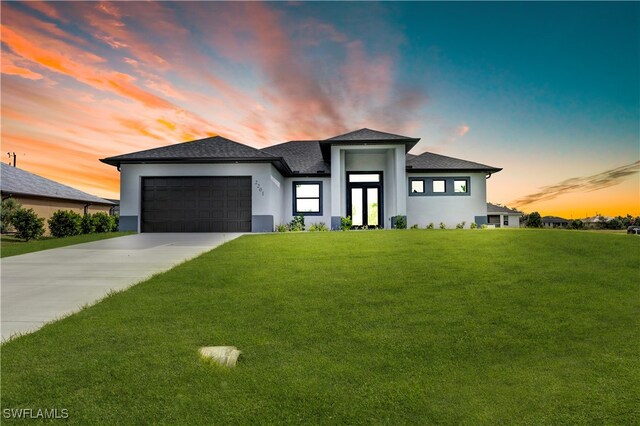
[[526, 211, 542, 228], [606, 217, 624, 230], [569, 219, 584, 230], [1, 198, 22, 233], [12, 208, 45, 241]]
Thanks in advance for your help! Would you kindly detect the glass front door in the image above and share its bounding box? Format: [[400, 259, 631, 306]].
[[347, 173, 383, 228]]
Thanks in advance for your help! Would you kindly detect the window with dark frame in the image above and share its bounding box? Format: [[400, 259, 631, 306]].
[[503, 216, 509, 226], [411, 179, 425, 193], [293, 182, 322, 215], [454, 179, 468, 193], [432, 179, 446, 193]]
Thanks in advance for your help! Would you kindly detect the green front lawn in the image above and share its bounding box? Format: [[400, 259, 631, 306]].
[[0, 232, 134, 258], [1, 230, 638, 424]]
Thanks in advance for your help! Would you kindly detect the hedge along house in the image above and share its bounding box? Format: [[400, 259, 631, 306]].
[[1, 163, 115, 234], [101, 128, 502, 232]]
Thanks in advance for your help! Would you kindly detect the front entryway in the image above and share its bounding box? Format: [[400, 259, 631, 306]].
[[347, 172, 383, 228]]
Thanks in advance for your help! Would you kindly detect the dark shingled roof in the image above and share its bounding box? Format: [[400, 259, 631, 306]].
[[262, 141, 330, 175], [325, 128, 417, 142], [487, 203, 521, 214], [542, 215, 569, 223], [101, 130, 502, 177], [407, 151, 502, 173], [320, 128, 420, 159], [101, 136, 276, 166], [1, 163, 114, 205]]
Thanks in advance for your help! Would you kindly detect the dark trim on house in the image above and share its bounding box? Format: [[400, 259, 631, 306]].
[[292, 181, 323, 216], [407, 177, 471, 197], [346, 171, 384, 228], [406, 167, 502, 174]]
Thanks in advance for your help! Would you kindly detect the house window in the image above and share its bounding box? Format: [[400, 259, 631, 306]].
[[432, 180, 446, 193], [411, 179, 425, 194], [454, 179, 468, 193], [349, 174, 380, 183], [503, 216, 509, 226], [293, 182, 322, 215]]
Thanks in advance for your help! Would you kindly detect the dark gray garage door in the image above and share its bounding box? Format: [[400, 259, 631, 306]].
[[141, 177, 251, 232]]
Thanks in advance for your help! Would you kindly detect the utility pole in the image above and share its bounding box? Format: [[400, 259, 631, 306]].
[[7, 152, 16, 167]]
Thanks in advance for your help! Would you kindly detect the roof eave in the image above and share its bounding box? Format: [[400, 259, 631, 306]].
[[406, 167, 503, 174], [1, 190, 115, 206], [319, 138, 420, 160], [100, 156, 294, 176]]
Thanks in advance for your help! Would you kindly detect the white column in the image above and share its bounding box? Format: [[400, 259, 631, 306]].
[[331, 146, 341, 218], [395, 146, 406, 216]]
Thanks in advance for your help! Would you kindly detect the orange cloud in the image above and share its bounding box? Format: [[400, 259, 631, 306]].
[[1, 51, 43, 80]]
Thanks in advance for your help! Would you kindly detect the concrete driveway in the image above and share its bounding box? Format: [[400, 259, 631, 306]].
[[1, 233, 243, 341]]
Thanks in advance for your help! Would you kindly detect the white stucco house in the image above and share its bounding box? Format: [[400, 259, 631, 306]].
[[101, 128, 502, 232], [487, 202, 522, 228]]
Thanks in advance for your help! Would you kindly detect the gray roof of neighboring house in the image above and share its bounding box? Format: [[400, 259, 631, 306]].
[[1, 163, 115, 205], [262, 141, 330, 175], [542, 216, 569, 223], [101, 136, 276, 165], [487, 203, 521, 214], [325, 128, 417, 142], [408, 152, 502, 173]]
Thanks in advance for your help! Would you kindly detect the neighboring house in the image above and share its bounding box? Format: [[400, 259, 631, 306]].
[[581, 215, 612, 229], [487, 203, 521, 228], [105, 199, 120, 216], [542, 216, 569, 228], [1, 163, 115, 233], [101, 128, 502, 232]]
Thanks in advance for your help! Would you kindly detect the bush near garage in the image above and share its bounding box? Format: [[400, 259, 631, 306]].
[[12, 208, 45, 241], [92, 212, 117, 233], [48, 210, 82, 237], [80, 214, 95, 234]]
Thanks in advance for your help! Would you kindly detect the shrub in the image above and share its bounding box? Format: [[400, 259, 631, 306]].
[[470, 222, 478, 229], [80, 214, 95, 234], [439, 222, 446, 229], [12, 208, 45, 241], [481, 224, 488, 229], [340, 216, 352, 231], [1, 198, 22, 233], [410, 224, 419, 229], [394, 216, 407, 229], [48, 210, 82, 237], [113, 215, 119, 232], [426, 222, 434, 229], [309, 222, 329, 232], [456, 221, 466, 229], [525, 211, 542, 228], [289, 215, 305, 232], [93, 212, 115, 233], [275, 224, 288, 232], [569, 219, 584, 230]]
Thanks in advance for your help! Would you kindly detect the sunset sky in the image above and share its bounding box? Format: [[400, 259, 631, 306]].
[[2, 1, 638, 218]]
